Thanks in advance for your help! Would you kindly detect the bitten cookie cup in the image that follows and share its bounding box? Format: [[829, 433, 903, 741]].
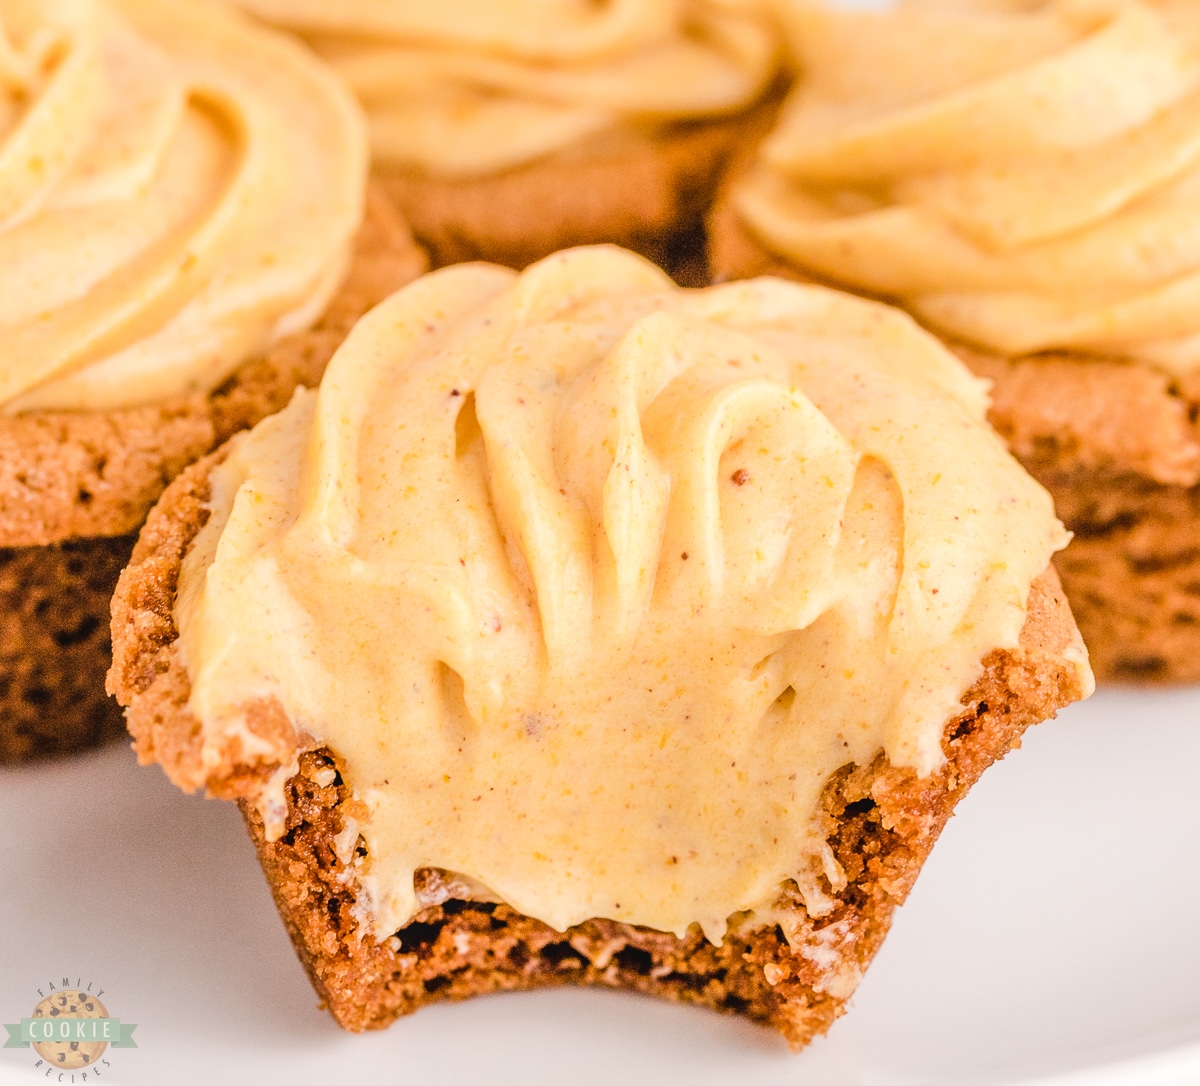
[[710, 0, 1200, 683], [108, 248, 1090, 1048], [226, 0, 784, 274], [0, 0, 428, 763], [113, 476, 1085, 1046]]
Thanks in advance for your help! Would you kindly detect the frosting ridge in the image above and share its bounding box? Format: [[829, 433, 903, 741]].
[[229, 0, 777, 177]]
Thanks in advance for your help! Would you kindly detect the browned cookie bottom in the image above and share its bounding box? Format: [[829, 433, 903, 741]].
[[1050, 480, 1200, 682], [970, 351, 1200, 683], [0, 533, 135, 763]]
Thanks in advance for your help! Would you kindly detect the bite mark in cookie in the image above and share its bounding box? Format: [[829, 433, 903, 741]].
[[110, 248, 1091, 1045]]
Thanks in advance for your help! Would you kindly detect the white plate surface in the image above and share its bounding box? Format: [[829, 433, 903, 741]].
[[2, 687, 1198, 1086]]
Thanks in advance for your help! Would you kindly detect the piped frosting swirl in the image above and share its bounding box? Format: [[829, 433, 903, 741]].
[[0, 0, 366, 413], [735, 0, 1200, 376], [229, 0, 777, 177]]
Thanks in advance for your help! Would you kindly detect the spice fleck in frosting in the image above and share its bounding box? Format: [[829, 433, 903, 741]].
[[735, 0, 1200, 376], [174, 247, 1088, 945], [0, 0, 366, 413], [228, 0, 776, 178]]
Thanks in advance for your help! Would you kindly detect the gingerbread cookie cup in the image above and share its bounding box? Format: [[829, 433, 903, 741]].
[[711, 0, 1200, 682], [1, 192, 426, 763], [227, 0, 783, 274], [0, 0, 427, 762], [109, 249, 1089, 1047]]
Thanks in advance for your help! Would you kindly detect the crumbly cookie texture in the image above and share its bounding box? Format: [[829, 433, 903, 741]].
[[0, 535, 133, 763], [961, 348, 1200, 682], [108, 447, 1087, 1048], [377, 114, 771, 274], [709, 201, 1200, 683], [0, 189, 426, 764]]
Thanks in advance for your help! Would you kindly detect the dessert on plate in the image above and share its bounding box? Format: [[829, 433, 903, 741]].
[[225, 0, 781, 273], [711, 0, 1200, 681], [0, 0, 426, 762], [109, 246, 1092, 1047]]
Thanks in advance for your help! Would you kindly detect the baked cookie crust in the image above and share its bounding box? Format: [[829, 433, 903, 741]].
[[376, 109, 778, 279], [108, 445, 1088, 1049], [0, 189, 427, 763], [709, 200, 1200, 683]]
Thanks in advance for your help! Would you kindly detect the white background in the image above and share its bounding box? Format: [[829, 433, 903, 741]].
[[3, 688, 1198, 1085]]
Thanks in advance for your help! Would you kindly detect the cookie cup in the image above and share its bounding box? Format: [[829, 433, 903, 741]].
[[0, 191, 426, 763]]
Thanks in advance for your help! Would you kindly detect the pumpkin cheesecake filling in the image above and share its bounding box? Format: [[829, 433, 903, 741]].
[[0, 0, 366, 413], [173, 247, 1089, 945], [734, 0, 1200, 377], [225, 0, 776, 178]]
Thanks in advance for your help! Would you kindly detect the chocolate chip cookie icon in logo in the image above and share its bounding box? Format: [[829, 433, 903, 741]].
[[4, 979, 137, 1076], [30, 991, 109, 1070]]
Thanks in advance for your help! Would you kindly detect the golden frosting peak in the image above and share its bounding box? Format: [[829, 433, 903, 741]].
[[0, 0, 366, 413], [229, 0, 777, 177], [736, 0, 1200, 375], [175, 247, 1085, 943]]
